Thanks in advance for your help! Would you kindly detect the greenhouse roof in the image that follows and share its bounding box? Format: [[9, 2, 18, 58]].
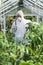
[[0, 0, 43, 17], [23, 0, 43, 16]]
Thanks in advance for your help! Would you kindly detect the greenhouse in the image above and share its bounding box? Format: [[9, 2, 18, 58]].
[[0, 0, 43, 65]]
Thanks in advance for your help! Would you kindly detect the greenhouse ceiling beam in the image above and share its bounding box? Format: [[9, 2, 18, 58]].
[[0, 0, 18, 17], [24, 3, 43, 17], [31, 0, 43, 7], [6, 14, 37, 16], [0, 0, 11, 10], [0, 0, 18, 10], [27, 0, 43, 9], [0, 2, 18, 13], [23, 0, 43, 17], [0, 5, 18, 17]]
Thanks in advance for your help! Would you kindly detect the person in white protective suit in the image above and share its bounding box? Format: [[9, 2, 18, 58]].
[[11, 10, 31, 41], [11, 10, 39, 42]]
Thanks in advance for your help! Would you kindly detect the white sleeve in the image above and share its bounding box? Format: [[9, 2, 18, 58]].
[[27, 20, 39, 25], [25, 20, 32, 28], [32, 22, 39, 25], [10, 22, 15, 33], [11, 22, 15, 29], [26, 20, 32, 24]]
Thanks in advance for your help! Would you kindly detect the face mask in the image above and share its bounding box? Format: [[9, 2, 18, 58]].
[[17, 17, 22, 22]]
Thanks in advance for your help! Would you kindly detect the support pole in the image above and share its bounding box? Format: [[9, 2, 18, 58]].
[[4, 15, 6, 39], [36, 16, 39, 22], [42, 17, 43, 22]]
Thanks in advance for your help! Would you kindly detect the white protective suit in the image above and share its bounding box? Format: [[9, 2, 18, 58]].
[[11, 10, 31, 41], [11, 10, 39, 41], [11, 17, 31, 41]]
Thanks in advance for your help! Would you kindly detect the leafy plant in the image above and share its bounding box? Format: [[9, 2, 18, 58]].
[[0, 22, 43, 65]]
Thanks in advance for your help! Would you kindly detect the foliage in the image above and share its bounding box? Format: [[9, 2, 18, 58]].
[[23, 22, 43, 61], [19, 61, 43, 65], [0, 22, 43, 65]]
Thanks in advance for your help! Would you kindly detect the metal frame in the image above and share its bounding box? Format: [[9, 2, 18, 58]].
[[0, 0, 43, 38]]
